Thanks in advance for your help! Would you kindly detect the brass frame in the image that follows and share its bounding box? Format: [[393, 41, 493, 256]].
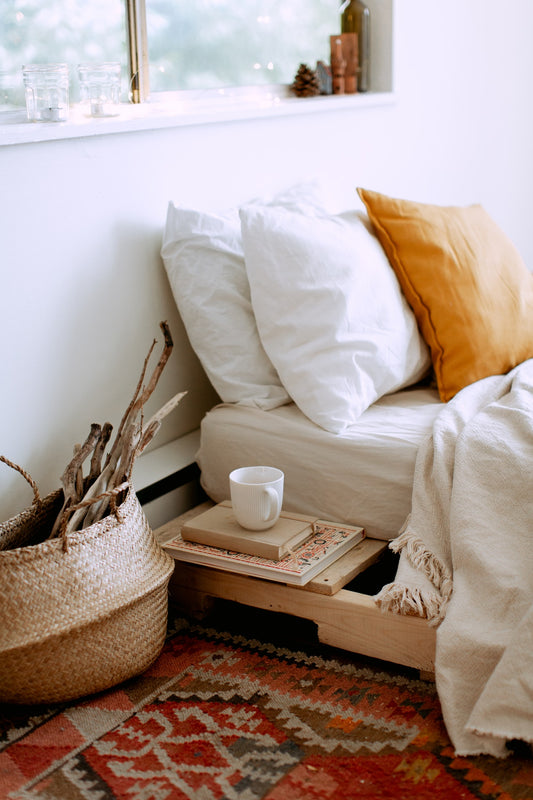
[[126, 0, 150, 103]]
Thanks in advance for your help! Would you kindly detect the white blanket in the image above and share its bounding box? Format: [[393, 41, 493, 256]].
[[375, 359, 533, 757]]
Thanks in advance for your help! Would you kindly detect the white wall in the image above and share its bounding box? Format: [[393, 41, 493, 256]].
[[2, 0, 532, 522]]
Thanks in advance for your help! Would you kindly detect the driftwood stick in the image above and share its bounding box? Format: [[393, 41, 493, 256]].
[[88, 391, 186, 526], [97, 322, 175, 494], [126, 321, 174, 422], [103, 338, 157, 471], [104, 415, 139, 489], [137, 391, 188, 456], [136, 420, 160, 458], [74, 447, 84, 499], [97, 322, 172, 492], [62, 461, 114, 535], [87, 421, 113, 488], [62, 445, 80, 510], [118, 422, 142, 481], [64, 425, 102, 496], [52, 321, 178, 536], [86, 421, 141, 526], [49, 423, 102, 538], [59, 482, 130, 543]]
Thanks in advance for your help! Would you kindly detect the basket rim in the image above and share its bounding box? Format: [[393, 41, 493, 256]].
[[0, 484, 137, 559]]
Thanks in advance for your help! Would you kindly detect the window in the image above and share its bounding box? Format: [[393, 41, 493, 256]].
[[146, 0, 339, 93], [1, 0, 340, 108]]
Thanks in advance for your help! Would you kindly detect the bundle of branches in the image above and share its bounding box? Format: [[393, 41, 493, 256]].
[[49, 321, 186, 538]]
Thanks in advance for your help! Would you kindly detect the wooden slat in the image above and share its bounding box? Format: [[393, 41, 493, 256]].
[[303, 538, 387, 595], [168, 562, 436, 673]]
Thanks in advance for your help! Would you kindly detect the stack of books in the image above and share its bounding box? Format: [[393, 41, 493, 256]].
[[161, 500, 365, 587]]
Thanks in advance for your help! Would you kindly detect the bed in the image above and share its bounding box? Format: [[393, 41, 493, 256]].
[[161, 182, 533, 756], [197, 386, 442, 541]]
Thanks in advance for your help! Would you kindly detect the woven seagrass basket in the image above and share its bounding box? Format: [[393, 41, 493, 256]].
[[0, 460, 174, 705]]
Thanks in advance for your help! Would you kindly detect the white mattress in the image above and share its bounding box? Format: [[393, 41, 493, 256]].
[[197, 386, 443, 540]]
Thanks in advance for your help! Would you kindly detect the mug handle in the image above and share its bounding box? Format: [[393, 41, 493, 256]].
[[262, 487, 281, 522]]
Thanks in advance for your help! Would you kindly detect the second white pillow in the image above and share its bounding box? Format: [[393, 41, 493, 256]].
[[239, 205, 431, 433], [161, 182, 330, 410]]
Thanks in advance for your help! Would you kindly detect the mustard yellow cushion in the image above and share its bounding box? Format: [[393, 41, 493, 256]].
[[357, 188, 533, 402]]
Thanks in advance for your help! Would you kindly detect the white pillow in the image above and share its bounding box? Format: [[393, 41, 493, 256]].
[[161, 183, 328, 409], [239, 205, 431, 433]]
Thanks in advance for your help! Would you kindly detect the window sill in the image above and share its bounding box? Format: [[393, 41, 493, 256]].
[[0, 88, 395, 147]]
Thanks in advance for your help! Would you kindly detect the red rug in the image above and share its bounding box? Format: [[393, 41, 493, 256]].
[[1, 605, 532, 800]]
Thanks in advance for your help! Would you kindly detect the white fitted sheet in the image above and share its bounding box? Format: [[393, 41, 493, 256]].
[[197, 386, 443, 540]]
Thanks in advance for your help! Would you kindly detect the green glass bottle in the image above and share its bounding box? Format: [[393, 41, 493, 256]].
[[340, 0, 370, 92]]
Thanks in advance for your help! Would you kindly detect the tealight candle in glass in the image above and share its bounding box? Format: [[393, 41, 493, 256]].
[[22, 64, 69, 122], [78, 63, 121, 118]]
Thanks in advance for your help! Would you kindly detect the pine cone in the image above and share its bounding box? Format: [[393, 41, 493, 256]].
[[290, 63, 320, 98]]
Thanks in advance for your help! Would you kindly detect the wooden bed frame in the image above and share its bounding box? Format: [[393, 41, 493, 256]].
[[155, 502, 436, 678]]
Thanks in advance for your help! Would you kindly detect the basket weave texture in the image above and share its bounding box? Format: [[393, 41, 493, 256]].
[[0, 480, 174, 705]]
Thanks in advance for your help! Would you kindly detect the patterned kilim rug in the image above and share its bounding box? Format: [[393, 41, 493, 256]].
[[1, 601, 532, 800]]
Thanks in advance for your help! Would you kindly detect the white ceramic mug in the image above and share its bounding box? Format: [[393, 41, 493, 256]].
[[229, 466, 284, 531]]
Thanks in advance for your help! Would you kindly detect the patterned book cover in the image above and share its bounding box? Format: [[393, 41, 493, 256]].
[[163, 521, 365, 586]]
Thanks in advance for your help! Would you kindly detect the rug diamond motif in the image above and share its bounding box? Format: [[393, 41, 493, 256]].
[[83, 699, 301, 799]]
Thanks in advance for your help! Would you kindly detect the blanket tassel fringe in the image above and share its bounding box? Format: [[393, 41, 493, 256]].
[[374, 525, 453, 625]]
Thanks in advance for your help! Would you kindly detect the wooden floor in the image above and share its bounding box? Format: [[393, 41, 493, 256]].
[[155, 504, 437, 678]]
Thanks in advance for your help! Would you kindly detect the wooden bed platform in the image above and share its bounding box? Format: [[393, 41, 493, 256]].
[[155, 502, 436, 677]]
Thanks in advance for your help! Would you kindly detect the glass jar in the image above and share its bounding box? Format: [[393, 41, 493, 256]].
[[77, 63, 121, 118], [340, 0, 370, 93], [22, 64, 69, 122]]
